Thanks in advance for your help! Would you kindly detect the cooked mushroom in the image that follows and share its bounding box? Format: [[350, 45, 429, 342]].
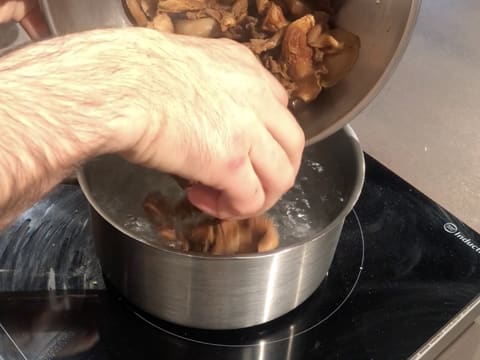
[[284, 0, 311, 18], [126, 0, 150, 26], [157, 0, 206, 12], [313, 47, 324, 62], [281, 14, 315, 80], [307, 25, 342, 52], [143, 192, 175, 229], [245, 29, 284, 54], [313, 11, 330, 29], [125, 0, 360, 110], [147, 12, 175, 32], [252, 217, 279, 253], [262, 3, 289, 33], [316, 0, 336, 15], [321, 27, 360, 88], [174, 17, 219, 37], [210, 220, 241, 255], [231, 0, 248, 22], [140, 0, 158, 18], [143, 191, 279, 255], [293, 71, 322, 102], [205, 8, 236, 31], [223, 24, 247, 40], [263, 55, 295, 93], [244, 16, 266, 39]]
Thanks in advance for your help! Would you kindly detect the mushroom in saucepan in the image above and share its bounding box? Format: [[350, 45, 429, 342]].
[[143, 192, 279, 255]]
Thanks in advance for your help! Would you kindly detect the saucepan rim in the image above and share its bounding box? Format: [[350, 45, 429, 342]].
[[77, 125, 365, 260]]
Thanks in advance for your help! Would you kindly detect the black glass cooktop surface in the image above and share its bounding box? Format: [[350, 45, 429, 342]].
[[1, 154, 480, 360]]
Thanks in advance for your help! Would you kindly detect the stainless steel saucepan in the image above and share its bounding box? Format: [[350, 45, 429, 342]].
[[77, 125, 364, 329]]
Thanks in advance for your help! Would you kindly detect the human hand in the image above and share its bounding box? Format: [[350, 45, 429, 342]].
[[0, 0, 50, 39], [0, 27, 303, 222], [0, 0, 33, 22], [115, 29, 305, 219]]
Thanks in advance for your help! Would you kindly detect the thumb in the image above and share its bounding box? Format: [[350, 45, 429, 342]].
[[0, 0, 35, 23]]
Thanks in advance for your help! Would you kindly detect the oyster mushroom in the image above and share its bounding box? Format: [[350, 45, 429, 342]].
[[210, 220, 241, 255], [143, 192, 174, 229], [126, 0, 149, 26], [157, 0, 206, 13], [316, 0, 336, 15], [223, 24, 247, 41], [124, 0, 361, 107], [293, 71, 322, 103], [140, 0, 158, 18], [321, 27, 360, 88], [313, 11, 330, 29], [190, 0, 246, 32], [245, 29, 284, 54], [313, 47, 325, 62], [244, 16, 266, 39], [147, 12, 175, 32], [248, 217, 279, 253], [263, 55, 296, 95], [262, 3, 289, 33], [231, 0, 248, 22], [307, 25, 343, 53], [256, 0, 271, 15], [281, 14, 315, 80], [143, 191, 279, 255], [174, 17, 219, 37], [204, 8, 237, 31], [284, 0, 311, 18]]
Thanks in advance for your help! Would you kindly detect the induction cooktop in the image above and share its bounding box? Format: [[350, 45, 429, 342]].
[[1, 154, 479, 360]]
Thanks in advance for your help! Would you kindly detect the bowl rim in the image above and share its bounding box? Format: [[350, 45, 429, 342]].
[[76, 124, 366, 260], [306, 0, 422, 145]]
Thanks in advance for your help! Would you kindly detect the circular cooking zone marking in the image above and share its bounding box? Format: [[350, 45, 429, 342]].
[[132, 209, 365, 348]]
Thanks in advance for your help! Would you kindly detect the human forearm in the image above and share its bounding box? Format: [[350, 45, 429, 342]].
[[0, 26, 303, 228], [0, 30, 152, 228], [0, 105, 105, 228]]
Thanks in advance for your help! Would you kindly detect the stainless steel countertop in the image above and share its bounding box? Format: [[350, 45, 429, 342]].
[[352, 0, 480, 233]]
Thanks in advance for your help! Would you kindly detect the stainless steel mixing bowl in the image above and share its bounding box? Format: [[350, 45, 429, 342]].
[[77, 125, 364, 329], [39, 0, 421, 143]]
